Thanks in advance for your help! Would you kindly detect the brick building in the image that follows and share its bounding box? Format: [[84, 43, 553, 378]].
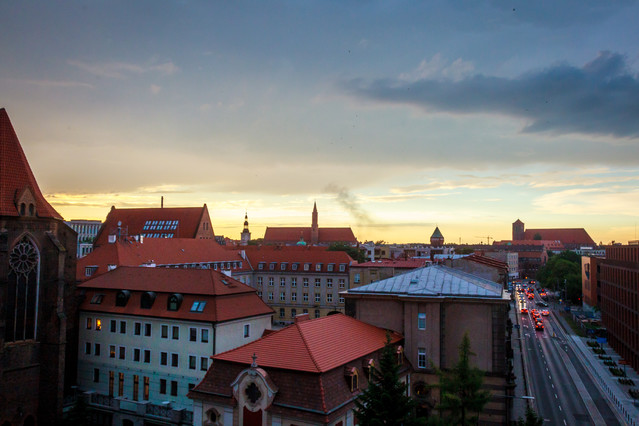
[[0, 108, 78, 425]]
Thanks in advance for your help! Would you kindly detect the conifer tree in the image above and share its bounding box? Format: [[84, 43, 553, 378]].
[[355, 333, 418, 425], [432, 332, 490, 425]]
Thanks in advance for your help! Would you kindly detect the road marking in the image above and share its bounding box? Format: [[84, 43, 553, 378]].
[[552, 383, 554, 389], [555, 393, 558, 399], [563, 419, 567, 425], [559, 405, 562, 411]]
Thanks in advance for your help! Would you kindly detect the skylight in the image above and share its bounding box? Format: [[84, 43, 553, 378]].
[[190, 301, 206, 312]]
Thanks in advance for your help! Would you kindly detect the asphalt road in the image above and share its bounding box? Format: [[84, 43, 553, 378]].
[[516, 288, 621, 425]]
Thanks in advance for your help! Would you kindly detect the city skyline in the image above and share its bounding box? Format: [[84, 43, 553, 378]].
[[2, 1, 638, 245]]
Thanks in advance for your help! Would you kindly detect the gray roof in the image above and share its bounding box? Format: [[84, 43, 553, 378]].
[[347, 265, 505, 299]]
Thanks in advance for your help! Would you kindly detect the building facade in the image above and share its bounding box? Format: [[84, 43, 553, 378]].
[[66, 219, 102, 258], [76, 267, 273, 425]]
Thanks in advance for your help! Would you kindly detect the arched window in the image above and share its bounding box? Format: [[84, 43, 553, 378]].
[[206, 407, 221, 424], [167, 293, 183, 311], [20, 203, 26, 215], [115, 290, 131, 307], [140, 292, 156, 309], [6, 235, 40, 341], [28, 203, 35, 216]]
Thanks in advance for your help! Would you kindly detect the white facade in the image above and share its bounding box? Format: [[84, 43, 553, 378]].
[[77, 311, 272, 410]]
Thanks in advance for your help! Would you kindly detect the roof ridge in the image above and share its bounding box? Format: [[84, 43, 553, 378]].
[[296, 320, 323, 373]]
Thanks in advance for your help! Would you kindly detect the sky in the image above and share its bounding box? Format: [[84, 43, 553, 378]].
[[2, 1, 639, 245]]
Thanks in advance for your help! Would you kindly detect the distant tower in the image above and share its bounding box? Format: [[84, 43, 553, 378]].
[[513, 219, 525, 241], [311, 202, 319, 245], [430, 226, 445, 247], [240, 211, 251, 246]]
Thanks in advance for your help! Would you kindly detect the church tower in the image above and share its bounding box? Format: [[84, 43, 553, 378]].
[[512, 219, 525, 241], [240, 211, 251, 246], [0, 108, 78, 425], [311, 202, 319, 245]]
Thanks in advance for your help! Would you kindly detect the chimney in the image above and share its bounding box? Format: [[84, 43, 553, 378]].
[[161, 196, 164, 208], [295, 313, 310, 323]]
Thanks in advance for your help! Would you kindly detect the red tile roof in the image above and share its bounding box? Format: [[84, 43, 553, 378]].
[[263, 227, 357, 245], [77, 238, 247, 281], [78, 266, 273, 322], [214, 313, 401, 373], [523, 228, 595, 246], [93, 205, 212, 247], [0, 108, 62, 219], [242, 245, 353, 271], [466, 254, 508, 271]]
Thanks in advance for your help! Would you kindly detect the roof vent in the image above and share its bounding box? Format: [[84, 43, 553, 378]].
[[410, 277, 419, 285]]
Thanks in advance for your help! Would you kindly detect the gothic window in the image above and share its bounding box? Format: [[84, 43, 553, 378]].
[[6, 236, 40, 341]]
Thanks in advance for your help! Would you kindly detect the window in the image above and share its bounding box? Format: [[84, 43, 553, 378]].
[[303, 278, 309, 287], [291, 308, 297, 318], [291, 277, 297, 287], [315, 309, 320, 318], [134, 322, 141, 336], [258, 262, 264, 270], [257, 277, 263, 286], [315, 293, 321, 303], [109, 371, 114, 397], [171, 380, 178, 396], [160, 352, 168, 366], [315, 278, 321, 287], [303, 293, 309, 302], [190, 327, 197, 342], [90, 294, 104, 304], [418, 313, 426, 330], [95, 343, 101, 356], [117, 372, 124, 397], [279, 308, 285, 318], [339, 279, 345, 289], [346, 368, 359, 392], [354, 273, 360, 284], [110, 345, 115, 358], [119, 347, 126, 360], [120, 321, 126, 334], [280, 277, 286, 287], [269, 262, 276, 271], [161, 324, 168, 338], [303, 308, 308, 314], [327, 294, 333, 303], [144, 350, 151, 363], [292, 292, 297, 302], [144, 323, 151, 337], [339, 296, 345, 304], [327, 264, 334, 272], [244, 324, 250, 338], [133, 375, 139, 401], [201, 357, 208, 371], [201, 329, 209, 343], [316, 263, 322, 271], [268, 277, 274, 286], [189, 355, 196, 370], [85, 342, 91, 355], [172, 326, 179, 340], [143, 376, 150, 400], [171, 353, 179, 367], [327, 278, 333, 288], [292, 263, 299, 271], [304, 263, 311, 271], [190, 301, 206, 312], [280, 292, 286, 301], [85, 266, 97, 277], [168, 293, 183, 311], [115, 290, 130, 307], [281, 262, 287, 271], [134, 348, 141, 362], [268, 292, 273, 301], [339, 264, 346, 272], [141, 292, 156, 309], [110, 320, 116, 333], [160, 379, 167, 395], [86, 317, 92, 330], [418, 348, 427, 368]]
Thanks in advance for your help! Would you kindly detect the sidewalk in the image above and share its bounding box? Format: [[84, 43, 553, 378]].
[[509, 300, 532, 422], [553, 309, 639, 426]]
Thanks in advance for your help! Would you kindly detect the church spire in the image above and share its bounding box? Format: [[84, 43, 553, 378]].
[[311, 202, 319, 245]]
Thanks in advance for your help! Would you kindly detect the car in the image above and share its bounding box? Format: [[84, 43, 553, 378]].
[[542, 310, 550, 316], [528, 294, 534, 300], [521, 308, 528, 314], [535, 322, 544, 330]]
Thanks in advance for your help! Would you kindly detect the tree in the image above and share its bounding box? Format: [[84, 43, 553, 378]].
[[355, 333, 418, 425], [516, 405, 544, 426], [328, 242, 367, 263], [432, 332, 490, 425], [536, 250, 582, 303]]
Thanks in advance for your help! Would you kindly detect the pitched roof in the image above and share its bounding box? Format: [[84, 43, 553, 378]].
[[431, 226, 444, 239], [263, 227, 357, 244], [346, 265, 505, 299], [523, 228, 595, 246], [76, 238, 247, 281], [93, 205, 212, 247], [242, 245, 353, 267], [465, 254, 508, 271], [214, 313, 401, 373], [78, 266, 273, 322], [0, 108, 62, 219]]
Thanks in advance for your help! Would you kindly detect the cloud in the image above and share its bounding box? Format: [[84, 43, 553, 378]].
[[5, 78, 93, 88], [324, 184, 374, 225], [533, 187, 639, 216], [399, 54, 475, 82], [68, 60, 179, 79], [150, 84, 162, 94], [342, 51, 639, 139]]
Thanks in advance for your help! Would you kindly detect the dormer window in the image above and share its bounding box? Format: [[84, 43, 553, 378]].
[[345, 367, 359, 392], [28, 204, 34, 216], [292, 263, 299, 271], [20, 203, 26, 216], [339, 264, 346, 272], [269, 262, 276, 271], [304, 263, 311, 271], [316, 263, 322, 271], [168, 294, 183, 311], [396, 346, 404, 365], [85, 266, 98, 277], [115, 290, 131, 307], [281, 262, 287, 271], [327, 264, 334, 272], [364, 359, 375, 379], [141, 292, 156, 309]]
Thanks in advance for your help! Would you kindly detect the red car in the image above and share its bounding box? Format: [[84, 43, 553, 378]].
[[521, 308, 528, 314]]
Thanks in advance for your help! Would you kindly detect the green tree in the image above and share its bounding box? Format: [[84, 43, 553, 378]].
[[328, 242, 367, 263], [355, 333, 418, 425], [536, 250, 582, 303], [432, 332, 490, 425], [516, 405, 544, 426]]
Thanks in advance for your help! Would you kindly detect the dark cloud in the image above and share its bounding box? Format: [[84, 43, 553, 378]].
[[342, 51, 639, 139]]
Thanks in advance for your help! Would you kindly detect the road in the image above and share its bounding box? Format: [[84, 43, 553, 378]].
[[516, 285, 621, 425]]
